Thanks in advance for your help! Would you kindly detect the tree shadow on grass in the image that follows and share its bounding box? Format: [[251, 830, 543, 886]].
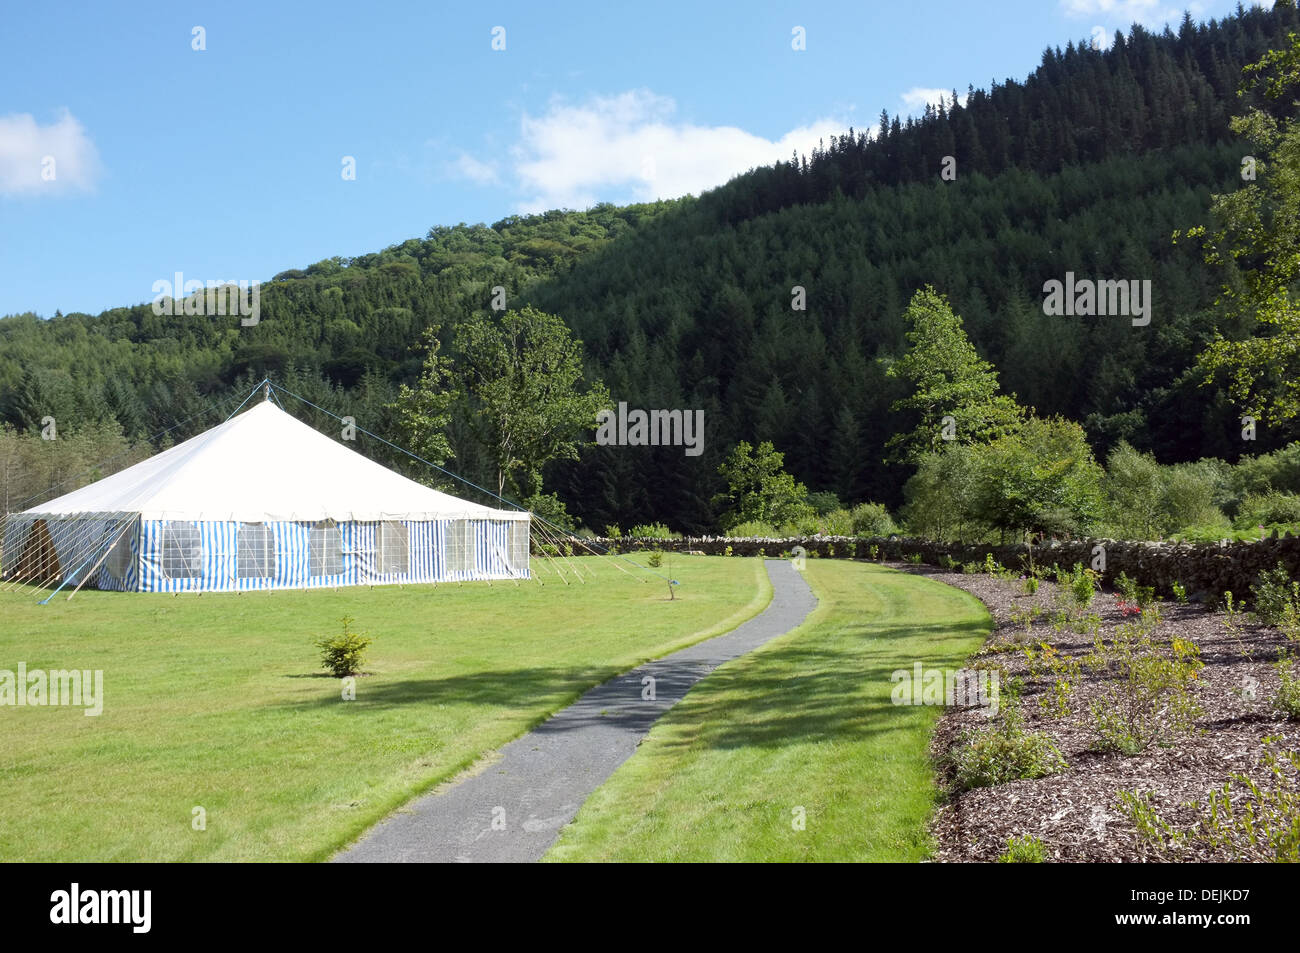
[[268, 617, 991, 753], [274, 663, 621, 713], [638, 618, 994, 753]]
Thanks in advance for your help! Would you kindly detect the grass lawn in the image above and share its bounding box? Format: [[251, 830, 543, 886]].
[[543, 560, 992, 862], [0, 555, 769, 861]]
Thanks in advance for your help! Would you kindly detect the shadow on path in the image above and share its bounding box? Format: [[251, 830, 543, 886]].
[[332, 559, 816, 864]]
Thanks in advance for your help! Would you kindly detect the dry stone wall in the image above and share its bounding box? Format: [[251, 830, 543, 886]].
[[584, 533, 1300, 602]]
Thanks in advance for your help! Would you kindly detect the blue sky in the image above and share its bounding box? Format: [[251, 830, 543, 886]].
[[0, 0, 1259, 317]]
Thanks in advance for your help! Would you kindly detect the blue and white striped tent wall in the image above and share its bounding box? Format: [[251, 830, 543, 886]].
[[135, 517, 528, 592], [1, 514, 529, 593]]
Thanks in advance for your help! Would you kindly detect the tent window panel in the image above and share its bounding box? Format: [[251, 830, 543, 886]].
[[309, 521, 343, 577], [237, 523, 275, 579], [508, 521, 529, 573], [161, 522, 202, 579], [447, 519, 472, 572], [106, 527, 133, 580], [376, 521, 409, 575]]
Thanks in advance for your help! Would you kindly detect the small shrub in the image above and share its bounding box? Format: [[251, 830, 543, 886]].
[[316, 616, 373, 678], [1070, 611, 1103, 637], [1055, 563, 1098, 607], [849, 501, 897, 537], [997, 835, 1046, 863], [1114, 571, 1155, 609], [1070, 566, 1099, 606], [603, 524, 623, 539], [1087, 622, 1202, 754], [725, 520, 779, 538], [1275, 652, 1300, 720], [1114, 598, 1143, 618], [1116, 790, 1186, 861], [1008, 606, 1042, 644], [780, 513, 823, 536], [950, 702, 1067, 791], [628, 522, 680, 540], [1023, 575, 1040, 595], [647, 550, 664, 569], [1023, 642, 1080, 718], [905, 553, 923, 564], [1252, 563, 1300, 628], [1040, 676, 1075, 719], [817, 508, 855, 536], [1172, 580, 1188, 604], [1221, 590, 1254, 658], [983, 553, 1014, 580]]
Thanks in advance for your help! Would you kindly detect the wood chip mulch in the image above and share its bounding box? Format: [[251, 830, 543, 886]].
[[888, 562, 1299, 862]]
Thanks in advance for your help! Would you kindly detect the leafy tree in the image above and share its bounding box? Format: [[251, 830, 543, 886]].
[[972, 416, 1105, 541], [886, 287, 1025, 463], [0, 418, 145, 515], [714, 440, 812, 530], [900, 444, 984, 542], [1104, 442, 1169, 539], [391, 326, 456, 470], [1231, 440, 1300, 499], [1161, 464, 1226, 532], [454, 307, 609, 499], [1185, 25, 1300, 423], [806, 490, 843, 515]]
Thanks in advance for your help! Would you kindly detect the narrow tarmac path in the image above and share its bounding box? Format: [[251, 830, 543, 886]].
[[334, 558, 818, 863]]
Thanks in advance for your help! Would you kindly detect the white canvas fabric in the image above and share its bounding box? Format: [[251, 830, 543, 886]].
[[25, 400, 525, 523]]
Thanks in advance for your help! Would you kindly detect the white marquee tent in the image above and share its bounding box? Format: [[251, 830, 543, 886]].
[[1, 399, 530, 593]]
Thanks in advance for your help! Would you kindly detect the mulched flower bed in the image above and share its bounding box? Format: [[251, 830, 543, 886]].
[[889, 562, 1300, 862]]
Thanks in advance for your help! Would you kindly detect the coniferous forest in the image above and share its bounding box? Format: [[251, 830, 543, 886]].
[[5, 3, 1300, 534]]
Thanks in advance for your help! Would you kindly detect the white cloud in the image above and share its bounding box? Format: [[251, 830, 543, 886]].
[[900, 87, 966, 114], [0, 110, 100, 197], [455, 90, 851, 212], [451, 152, 500, 185], [1058, 0, 1211, 27]]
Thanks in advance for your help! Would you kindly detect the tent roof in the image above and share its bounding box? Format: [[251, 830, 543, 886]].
[[24, 399, 526, 523]]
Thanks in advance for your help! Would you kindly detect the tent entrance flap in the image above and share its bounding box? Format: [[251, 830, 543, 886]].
[[17, 519, 61, 582]]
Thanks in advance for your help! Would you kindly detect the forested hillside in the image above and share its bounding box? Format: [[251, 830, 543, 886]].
[[4, 2, 1300, 533]]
